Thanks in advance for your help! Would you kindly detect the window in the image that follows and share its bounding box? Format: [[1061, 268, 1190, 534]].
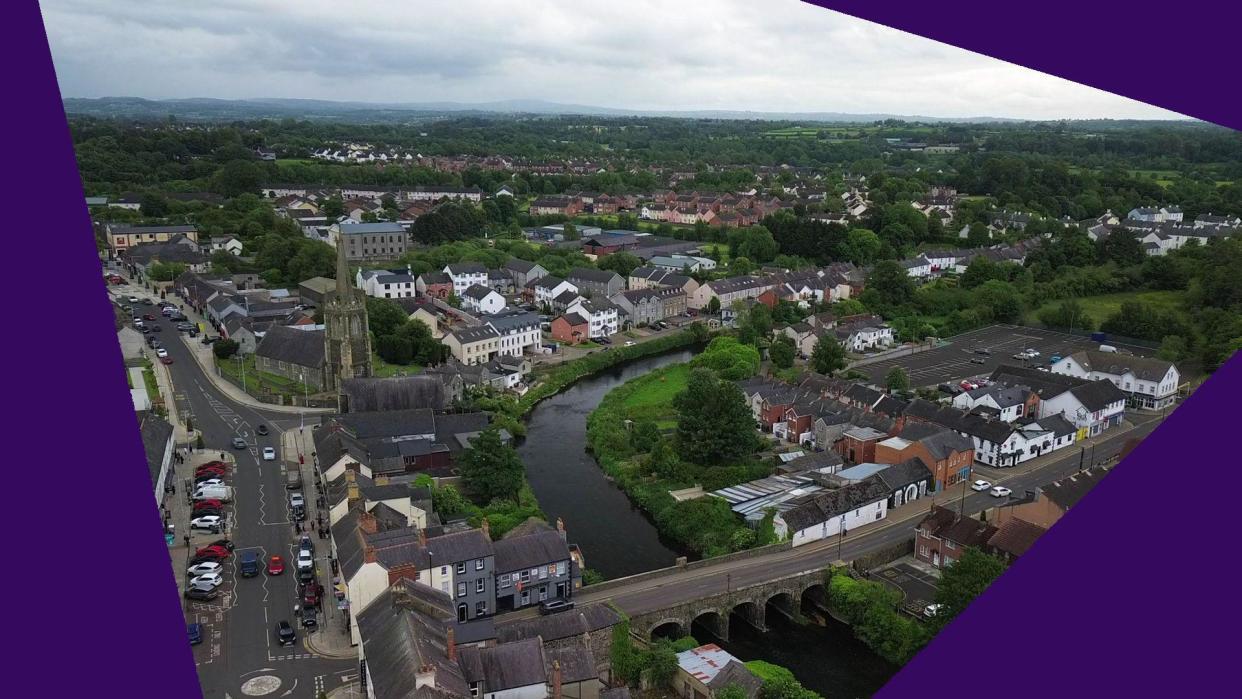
[[556, 561, 567, 577], [456, 582, 467, 598], [539, 586, 549, 601], [539, 566, 548, 580], [946, 541, 956, 550], [499, 574, 511, 588], [475, 558, 484, 571], [476, 578, 485, 594], [475, 601, 487, 616], [456, 562, 466, 575], [520, 570, 530, 583], [470, 683, 480, 699]]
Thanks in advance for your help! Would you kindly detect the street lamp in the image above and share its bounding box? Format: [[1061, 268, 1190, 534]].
[[236, 354, 247, 392]]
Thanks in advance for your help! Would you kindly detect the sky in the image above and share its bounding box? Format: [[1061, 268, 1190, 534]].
[[41, 0, 1186, 121]]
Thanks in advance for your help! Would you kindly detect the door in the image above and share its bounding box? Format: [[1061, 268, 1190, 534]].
[[457, 604, 468, 623], [932, 551, 940, 566]]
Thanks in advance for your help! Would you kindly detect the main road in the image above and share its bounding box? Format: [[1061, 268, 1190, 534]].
[[118, 282, 354, 699]]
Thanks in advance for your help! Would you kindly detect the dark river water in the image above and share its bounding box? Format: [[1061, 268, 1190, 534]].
[[519, 348, 898, 697]]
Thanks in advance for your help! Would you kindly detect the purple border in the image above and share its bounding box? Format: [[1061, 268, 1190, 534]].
[[11, 0, 1240, 695]]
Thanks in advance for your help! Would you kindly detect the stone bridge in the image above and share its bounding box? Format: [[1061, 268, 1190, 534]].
[[628, 568, 830, 642]]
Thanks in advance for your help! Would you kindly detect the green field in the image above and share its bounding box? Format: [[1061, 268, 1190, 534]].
[[763, 126, 825, 139], [620, 363, 690, 412], [1026, 290, 1186, 328]]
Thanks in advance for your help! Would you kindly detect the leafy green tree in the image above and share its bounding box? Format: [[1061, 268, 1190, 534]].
[[691, 336, 761, 380], [322, 197, 345, 220], [885, 366, 910, 393], [630, 419, 662, 453], [647, 641, 680, 688], [1100, 229, 1146, 266], [769, 335, 796, 369], [212, 339, 239, 359], [966, 222, 992, 247], [431, 484, 469, 518], [862, 260, 915, 310], [459, 427, 525, 504], [367, 297, 409, 338], [674, 367, 758, 464], [1037, 299, 1090, 331], [562, 222, 579, 241], [929, 547, 1006, 633], [707, 296, 722, 316], [1157, 334, 1188, 362], [842, 228, 882, 265], [971, 280, 1024, 323], [810, 337, 846, 375], [736, 303, 774, 346], [596, 251, 641, 277]]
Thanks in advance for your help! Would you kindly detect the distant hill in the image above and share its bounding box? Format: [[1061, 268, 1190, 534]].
[[61, 96, 1030, 124]]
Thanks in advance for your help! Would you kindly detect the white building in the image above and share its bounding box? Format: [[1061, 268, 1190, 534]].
[[774, 478, 890, 547], [531, 276, 578, 308], [565, 298, 620, 339], [1051, 351, 1179, 410], [461, 285, 507, 315], [356, 267, 416, 299], [484, 310, 543, 358], [443, 263, 489, 296]]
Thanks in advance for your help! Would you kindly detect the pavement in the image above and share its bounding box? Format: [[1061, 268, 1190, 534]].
[[109, 276, 358, 698], [869, 558, 941, 616]]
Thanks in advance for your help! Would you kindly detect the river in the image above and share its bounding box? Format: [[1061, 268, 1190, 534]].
[[519, 347, 898, 696]]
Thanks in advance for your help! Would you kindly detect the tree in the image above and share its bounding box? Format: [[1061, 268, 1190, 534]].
[[862, 260, 915, 310], [810, 337, 846, 375], [971, 280, 1024, 323], [1157, 334, 1188, 362], [212, 339, 239, 359], [736, 303, 773, 347], [930, 547, 1006, 632], [769, 335, 796, 369], [842, 228, 882, 265], [646, 641, 680, 688], [322, 197, 345, 220], [691, 336, 761, 380], [966, 222, 992, 247], [630, 419, 662, 453], [562, 222, 579, 241], [707, 296, 722, 316], [1037, 299, 1090, 331], [367, 297, 409, 339], [596, 251, 641, 277], [885, 367, 910, 393], [674, 367, 759, 464], [1100, 229, 1146, 267], [459, 427, 526, 504]]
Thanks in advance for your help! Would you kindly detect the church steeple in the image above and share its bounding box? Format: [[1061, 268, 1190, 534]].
[[335, 234, 351, 298]]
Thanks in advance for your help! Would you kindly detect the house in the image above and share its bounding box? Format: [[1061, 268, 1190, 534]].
[[582, 232, 639, 256], [324, 408, 493, 479], [774, 477, 890, 546], [904, 399, 1077, 468], [253, 325, 325, 390], [675, 645, 763, 699], [986, 518, 1048, 564], [493, 521, 576, 612], [504, 259, 548, 289], [915, 505, 997, 568], [462, 285, 508, 316], [874, 457, 934, 508], [357, 267, 417, 299], [833, 315, 895, 353], [551, 313, 590, 344], [529, 276, 579, 308], [221, 317, 260, 354], [990, 465, 1114, 529], [107, 224, 199, 253], [444, 326, 502, 366], [1051, 351, 1179, 411], [836, 426, 889, 464], [485, 310, 543, 358], [952, 385, 1037, 423], [1127, 205, 1183, 224], [140, 412, 174, 505], [690, 276, 774, 310], [444, 263, 491, 296], [609, 288, 687, 327], [567, 268, 625, 298], [988, 366, 1128, 438], [124, 237, 209, 273], [330, 222, 410, 261], [298, 277, 336, 306], [530, 196, 583, 217], [565, 298, 620, 338], [899, 256, 933, 279], [874, 422, 975, 491], [209, 236, 243, 256], [418, 272, 455, 300]]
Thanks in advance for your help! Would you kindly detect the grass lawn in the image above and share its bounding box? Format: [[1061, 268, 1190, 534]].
[[620, 363, 690, 413], [217, 354, 314, 396], [141, 360, 161, 402], [371, 353, 422, 378], [1026, 290, 1186, 328]]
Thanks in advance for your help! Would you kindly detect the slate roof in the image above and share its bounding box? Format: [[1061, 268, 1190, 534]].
[[897, 422, 975, 459], [463, 285, 496, 301], [1067, 351, 1177, 382], [336, 408, 438, 439], [917, 505, 997, 548], [496, 604, 622, 644], [778, 451, 844, 473], [340, 376, 448, 413], [445, 262, 488, 275], [987, 518, 1047, 558], [492, 529, 570, 574], [375, 528, 495, 570], [449, 325, 500, 344], [457, 638, 547, 691], [875, 457, 932, 491], [560, 312, 589, 327], [254, 325, 325, 368], [338, 222, 405, 235], [780, 477, 890, 532], [504, 258, 541, 274], [419, 272, 452, 285], [707, 660, 763, 699], [139, 412, 173, 490], [1041, 465, 1113, 511], [544, 641, 599, 684], [356, 580, 468, 699]]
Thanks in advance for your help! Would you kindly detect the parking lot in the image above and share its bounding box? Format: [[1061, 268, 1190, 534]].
[[869, 559, 942, 617], [855, 324, 1155, 388]]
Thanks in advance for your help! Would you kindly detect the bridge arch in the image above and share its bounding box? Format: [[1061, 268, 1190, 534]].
[[649, 619, 686, 640], [766, 591, 797, 619], [691, 608, 729, 642], [730, 599, 766, 633]]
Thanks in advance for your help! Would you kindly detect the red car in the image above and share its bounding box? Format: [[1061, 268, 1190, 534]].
[[195, 466, 227, 478], [302, 581, 322, 607], [192, 501, 223, 513], [143, 313, 156, 321], [198, 461, 228, 472], [161, 356, 174, 365], [267, 555, 286, 575], [195, 545, 231, 560]]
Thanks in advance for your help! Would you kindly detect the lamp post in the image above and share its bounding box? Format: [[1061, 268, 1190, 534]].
[[236, 354, 247, 392]]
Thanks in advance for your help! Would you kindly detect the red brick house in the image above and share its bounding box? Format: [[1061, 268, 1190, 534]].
[[756, 288, 780, 309], [874, 423, 976, 491], [915, 505, 997, 568], [551, 313, 589, 344], [836, 426, 888, 464]]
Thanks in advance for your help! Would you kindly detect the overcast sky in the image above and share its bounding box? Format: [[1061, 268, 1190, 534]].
[[42, 0, 1184, 121]]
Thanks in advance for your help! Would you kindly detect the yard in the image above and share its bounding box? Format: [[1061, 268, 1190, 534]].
[[619, 363, 690, 414], [1025, 290, 1186, 328], [371, 353, 423, 378], [216, 354, 314, 397]]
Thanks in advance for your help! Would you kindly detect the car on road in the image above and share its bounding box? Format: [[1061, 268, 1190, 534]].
[[188, 623, 203, 645], [297, 550, 314, 571], [160, 356, 174, 365], [190, 573, 224, 589], [191, 515, 223, 531], [624, 340, 636, 346], [297, 568, 315, 585], [263, 447, 277, 461], [185, 587, 219, 602], [127, 296, 140, 303], [539, 599, 575, 615], [1012, 351, 1029, 360], [974, 348, 990, 355], [970, 357, 987, 364], [989, 486, 1012, 498], [267, 555, 286, 575], [275, 621, 297, 646], [255, 424, 269, 436], [970, 479, 992, 492], [140, 326, 152, 334], [231, 437, 247, 449], [177, 323, 194, 331], [156, 348, 169, 358], [195, 544, 231, 559], [187, 562, 224, 576], [1049, 354, 1062, 364]]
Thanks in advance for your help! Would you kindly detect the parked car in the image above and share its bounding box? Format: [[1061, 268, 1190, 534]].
[[194, 478, 224, 488], [297, 568, 315, 585], [192, 506, 223, 518], [275, 621, 297, 646], [974, 348, 990, 355], [989, 486, 1013, 498], [923, 603, 944, 618], [188, 623, 203, 645], [143, 313, 157, 321], [597, 335, 612, 345], [231, 437, 247, 449], [156, 348, 169, 358], [256, 424, 269, 436], [267, 555, 286, 576], [624, 340, 636, 346], [539, 599, 575, 615], [195, 467, 227, 479], [187, 561, 224, 576], [289, 493, 305, 509], [150, 325, 163, 333], [297, 550, 314, 570], [160, 356, 174, 365], [195, 544, 231, 559], [193, 500, 225, 514], [190, 573, 224, 590], [263, 447, 277, 461], [302, 581, 321, 607], [142, 298, 154, 305], [127, 296, 140, 303], [299, 535, 314, 553], [207, 538, 234, 551], [970, 480, 992, 492], [191, 516, 223, 531], [185, 587, 219, 602], [301, 606, 318, 629]]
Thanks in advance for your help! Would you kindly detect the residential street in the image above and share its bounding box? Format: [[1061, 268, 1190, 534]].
[[117, 283, 356, 698]]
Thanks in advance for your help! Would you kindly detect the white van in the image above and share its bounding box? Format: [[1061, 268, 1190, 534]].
[[192, 485, 234, 502], [1098, 344, 1118, 353]]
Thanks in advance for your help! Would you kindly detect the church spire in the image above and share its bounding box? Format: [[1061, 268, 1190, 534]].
[[335, 234, 350, 298]]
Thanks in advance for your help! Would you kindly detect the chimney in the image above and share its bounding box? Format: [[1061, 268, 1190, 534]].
[[446, 625, 457, 662], [556, 517, 566, 540], [481, 517, 490, 538], [359, 511, 378, 534], [418, 528, 428, 547], [375, 475, 390, 486], [551, 660, 562, 699], [364, 545, 377, 564]]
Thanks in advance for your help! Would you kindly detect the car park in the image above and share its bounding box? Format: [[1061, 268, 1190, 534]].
[[267, 555, 286, 575], [275, 621, 297, 646], [188, 623, 203, 645], [990, 486, 1013, 498], [191, 516, 223, 531], [187, 561, 224, 576], [190, 573, 224, 590], [263, 447, 276, 461], [231, 437, 247, 449], [970, 480, 992, 492]]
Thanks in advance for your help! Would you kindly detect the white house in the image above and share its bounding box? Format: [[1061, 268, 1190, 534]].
[[774, 478, 890, 547], [1051, 351, 1179, 410], [834, 316, 895, 353], [566, 298, 620, 339], [900, 256, 933, 279], [952, 385, 1033, 423], [461, 285, 507, 315], [443, 263, 489, 296], [531, 276, 578, 308], [209, 236, 243, 256], [1037, 380, 1128, 439], [484, 310, 543, 358], [356, 267, 416, 299], [1127, 205, 1183, 224]]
